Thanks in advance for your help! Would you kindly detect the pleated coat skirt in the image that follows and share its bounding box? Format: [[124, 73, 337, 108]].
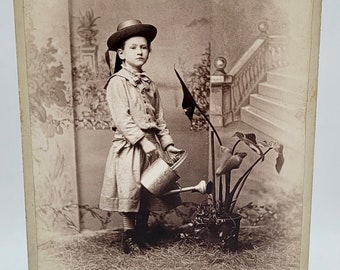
[[99, 131, 182, 213]]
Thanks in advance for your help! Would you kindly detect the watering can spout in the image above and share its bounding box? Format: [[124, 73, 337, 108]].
[[163, 180, 213, 196]]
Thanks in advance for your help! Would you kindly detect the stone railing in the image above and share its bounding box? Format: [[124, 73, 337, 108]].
[[210, 22, 288, 127], [267, 35, 288, 70]]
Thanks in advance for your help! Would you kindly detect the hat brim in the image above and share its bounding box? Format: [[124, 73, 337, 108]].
[[107, 24, 157, 51]]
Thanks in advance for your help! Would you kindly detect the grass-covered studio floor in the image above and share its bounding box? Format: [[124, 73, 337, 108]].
[[38, 189, 302, 270]]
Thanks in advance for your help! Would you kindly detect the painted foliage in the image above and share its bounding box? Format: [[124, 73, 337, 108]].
[[72, 10, 112, 130], [25, 15, 80, 235]]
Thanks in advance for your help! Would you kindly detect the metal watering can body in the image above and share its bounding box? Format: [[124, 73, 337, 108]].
[[141, 157, 181, 197], [141, 153, 213, 197]]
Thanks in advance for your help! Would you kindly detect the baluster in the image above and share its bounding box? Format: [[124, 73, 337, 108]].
[[271, 46, 276, 69], [237, 79, 242, 103], [237, 76, 243, 104], [261, 47, 266, 75], [243, 68, 248, 92], [282, 44, 287, 66], [258, 55, 262, 79], [257, 55, 261, 80], [250, 64, 254, 91], [242, 72, 247, 98], [235, 83, 240, 109], [246, 66, 251, 93], [257, 55, 262, 80], [255, 56, 259, 81], [262, 49, 266, 74], [276, 46, 280, 68], [231, 84, 236, 110], [237, 77, 242, 102], [248, 66, 251, 87], [277, 46, 282, 67], [253, 56, 258, 82], [259, 50, 264, 76], [262, 50, 267, 74], [251, 61, 256, 85], [258, 52, 263, 76], [249, 62, 254, 86], [249, 65, 252, 89], [267, 46, 271, 70], [272, 45, 276, 68]]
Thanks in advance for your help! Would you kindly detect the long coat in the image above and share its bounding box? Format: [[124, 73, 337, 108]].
[[99, 68, 181, 212]]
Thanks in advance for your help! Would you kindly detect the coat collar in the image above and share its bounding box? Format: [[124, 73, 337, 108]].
[[115, 68, 151, 87], [103, 68, 151, 89]]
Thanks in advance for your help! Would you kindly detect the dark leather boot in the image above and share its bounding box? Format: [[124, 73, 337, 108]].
[[136, 224, 152, 250], [122, 229, 143, 255], [136, 211, 153, 249]]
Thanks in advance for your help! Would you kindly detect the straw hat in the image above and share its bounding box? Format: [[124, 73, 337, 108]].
[[107, 19, 157, 51]]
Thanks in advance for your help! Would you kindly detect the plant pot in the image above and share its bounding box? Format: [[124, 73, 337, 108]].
[[211, 214, 242, 252]]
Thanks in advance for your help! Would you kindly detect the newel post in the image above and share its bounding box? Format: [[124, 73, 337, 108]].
[[210, 57, 233, 127], [258, 21, 270, 71], [258, 21, 269, 38]]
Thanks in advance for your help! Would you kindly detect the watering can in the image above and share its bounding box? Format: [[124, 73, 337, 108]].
[[141, 151, 213, 197]]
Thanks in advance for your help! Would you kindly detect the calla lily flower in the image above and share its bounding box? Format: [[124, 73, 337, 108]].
[[216, 152, 247, 176]]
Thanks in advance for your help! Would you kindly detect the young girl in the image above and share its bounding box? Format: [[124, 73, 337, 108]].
[[99, 19, 185, 254]]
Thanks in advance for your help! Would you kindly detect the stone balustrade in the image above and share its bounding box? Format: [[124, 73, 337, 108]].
[[210, 22, 288, 127]]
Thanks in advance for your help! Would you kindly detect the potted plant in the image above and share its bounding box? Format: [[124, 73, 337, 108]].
[[174, 49, 284, 252], [192, 132, 284, 252], [77, 10, 100, 47]]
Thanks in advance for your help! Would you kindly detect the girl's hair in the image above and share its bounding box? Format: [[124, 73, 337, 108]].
[[105, 37, 152, 75]]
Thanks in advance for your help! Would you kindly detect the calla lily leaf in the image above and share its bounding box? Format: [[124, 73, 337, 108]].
[[233, 132, 264, 160], [275, 144, 284, 173], [232, 131, 245, 140], [244, 133, 257, 144], [276, 151, 284, 173], [259, 140, 285, 173]]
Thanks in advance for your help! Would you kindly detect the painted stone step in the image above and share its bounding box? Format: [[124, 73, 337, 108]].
[[258, 82, 305, 106], [240, 105, 304, 150], [249, 93, 304, 127], [266, 71, 306, 91]]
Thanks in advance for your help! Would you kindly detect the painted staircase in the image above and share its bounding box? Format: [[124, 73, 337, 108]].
[[240, 68, 306, 152]]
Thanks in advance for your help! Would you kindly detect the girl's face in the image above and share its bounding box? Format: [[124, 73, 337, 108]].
[[118, 36, 150, 72]]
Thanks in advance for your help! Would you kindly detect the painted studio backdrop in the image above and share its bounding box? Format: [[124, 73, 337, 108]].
[[24, 0, 311, 243]]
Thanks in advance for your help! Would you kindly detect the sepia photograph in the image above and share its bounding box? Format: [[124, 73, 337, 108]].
[[13, 0, 321, 269]]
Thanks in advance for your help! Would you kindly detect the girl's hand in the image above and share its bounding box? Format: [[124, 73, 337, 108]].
[[166, 145, 183, 154], [166, 145, 186, 164], [139, 137, 157, 154]]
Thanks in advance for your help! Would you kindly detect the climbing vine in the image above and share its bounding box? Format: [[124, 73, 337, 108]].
[[187, 44, 211, 131]]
